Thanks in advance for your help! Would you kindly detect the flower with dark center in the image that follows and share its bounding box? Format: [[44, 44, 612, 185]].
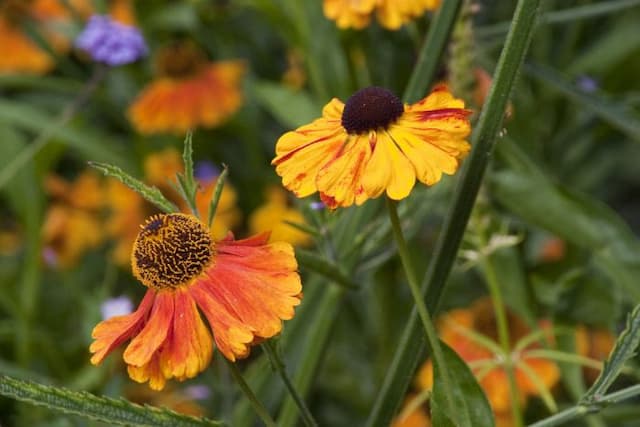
[[272, 84, 472, 209], [90, 212, 302, 390]]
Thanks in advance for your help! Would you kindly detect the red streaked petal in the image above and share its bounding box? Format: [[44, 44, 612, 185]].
[[123, 290, 174, 367], [89, 289, 155, 365]]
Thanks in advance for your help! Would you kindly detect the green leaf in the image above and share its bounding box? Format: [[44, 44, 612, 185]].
[[208, 166, 229, 228], [253, 82, 320, 128], [0, 375, 223, 427], [295, 249, 358, 290], [89, 161, 179, 214], [582, 303, 640, 405], [432, 342, 495, 427]]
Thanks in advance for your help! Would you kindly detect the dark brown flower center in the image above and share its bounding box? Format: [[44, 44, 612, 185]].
[[131, 213, 213, 290], [155, 42, 207, 79], [1, 0, 32, 25], [341, 87, 404, 134]]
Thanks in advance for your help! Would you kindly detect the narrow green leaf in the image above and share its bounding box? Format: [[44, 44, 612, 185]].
[[524, 63, 640, 144], [208, 166, 229, 228], [253, 82, 320, 128], [89, 161, 179, 214], [582, 304, 640, 404], [432, 342, 495, 427], [295, 248, 358, 290], [0, 375, 223, 427], [183, 131, 196, 196]]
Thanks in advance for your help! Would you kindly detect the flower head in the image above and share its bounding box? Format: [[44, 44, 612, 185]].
[[272, 85, 471, 209], [90, 213, 302, 390], [75, 15, 147, 66], [128, 42, 245, 135], [323, 0, 441, 30]]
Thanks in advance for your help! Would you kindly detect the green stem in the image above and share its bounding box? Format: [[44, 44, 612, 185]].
[[386, 199, 466, 426], [529, 384, 640, 427], [262, 341, 318, 427], [0, 65, 108, 190], [226, 361, 277, 427], [482, 257, 523, 427], [366, 1, 541, 425], [403, 0, 463, 103]]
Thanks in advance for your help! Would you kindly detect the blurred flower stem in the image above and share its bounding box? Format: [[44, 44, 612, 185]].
[[262, 341, 318, 427], [226, 360, 277, 427], [367, 0, 541, 424], [386, 198, 462, 424], [481, 252, 523, 427], [0, 65, 108, 190]]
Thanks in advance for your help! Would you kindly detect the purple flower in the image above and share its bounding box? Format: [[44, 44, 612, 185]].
[[75, 15, 148, 66], [576, 75, 598, 93], [184, 385, 211, 400], [310, 201, 325, 210], [100, 296, 134, 319], [195, 161, 220, 183]]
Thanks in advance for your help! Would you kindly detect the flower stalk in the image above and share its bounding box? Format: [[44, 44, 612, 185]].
[[226, 361, 277, 427]]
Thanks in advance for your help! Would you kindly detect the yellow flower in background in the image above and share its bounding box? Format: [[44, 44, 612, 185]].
[[90, 213, 302, 390], [0, 0, 87, 74], [272, 85, 471, 209], [128, 42, 245, 135], [249, 186, 312, 247], [42, 171, 105, 268], [323, 0, 440, 30]]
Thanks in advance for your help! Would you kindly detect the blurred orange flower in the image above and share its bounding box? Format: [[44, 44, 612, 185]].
[[323, 0, 440, 30], [415, 298, 560, 426], [90, 213, 302, 390], [272, 85, 471, 209], [128, 42, 245, 135]]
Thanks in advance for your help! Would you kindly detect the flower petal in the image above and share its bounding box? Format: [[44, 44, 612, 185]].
[[123, 290, 174, 367], [128, 353, 167, 391], [89, 289, 155, 365]]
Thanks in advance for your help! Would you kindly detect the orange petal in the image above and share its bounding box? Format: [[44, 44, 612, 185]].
[[89, 289, 155, 365], [517, 358, 560, 396], [123, 291, 174, 367], [128, 353, 167, 391], [159, 289, 213, 381]]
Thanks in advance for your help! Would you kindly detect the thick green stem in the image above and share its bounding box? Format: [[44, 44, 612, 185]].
[[386, 199, 467, 426], [482, 257, 523, 427], [226, 361, 277, 427], [366, 1, 540, 425], [262, 341, 318, 427]]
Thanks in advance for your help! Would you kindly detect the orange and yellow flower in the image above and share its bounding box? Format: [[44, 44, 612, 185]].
[[272, 85, 471, 209], [415, 298, 560, 426], [249, 186, 312, 247], [42, 171, 105, 268], [90, 213, 302, 390], [128, 43, 245, 135], [323, 0, 440, 30]]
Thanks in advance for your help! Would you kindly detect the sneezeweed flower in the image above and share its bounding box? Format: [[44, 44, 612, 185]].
[[90, 213, 302, 390], [128, 42, 245, 135], [0, 0, 90, 74], [576, 326, 615, 383], [249, 187, 312, 247], [272, 85, 471, 209], [75, 15, 147, 66], [415, 298, 560, 426], [391, 395, 431, 427], [323, 0, 441, 30], [42, 171, 105, 268]]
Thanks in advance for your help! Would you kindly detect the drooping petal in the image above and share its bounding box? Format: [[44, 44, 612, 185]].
[[190, 234, 302, 360], [89, 289, 155, 365], [123, 290, 174, 367], [159, 288, 213, 382], [128, 353, 167, 391]]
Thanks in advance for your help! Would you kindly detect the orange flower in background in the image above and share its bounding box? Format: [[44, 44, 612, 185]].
[[272, 85, 471, 209], [415, 298, 560, 426], [249, 186, 312, 247], [42, 171, 105, 268], [90, 213, 302, 390], [128, 42, 245, 135], [392, 395, 431, 427], [323, 0, 440, 30], [576, 326, 615, 383]]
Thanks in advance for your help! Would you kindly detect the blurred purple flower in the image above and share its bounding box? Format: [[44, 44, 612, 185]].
[[184, 384, 211, 400], [310, 201, 325, 210], [576, 75, 598, 93], [75, 15, 148, 66], [194, 161, 220, 183], [101, 295, 134, 319]]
